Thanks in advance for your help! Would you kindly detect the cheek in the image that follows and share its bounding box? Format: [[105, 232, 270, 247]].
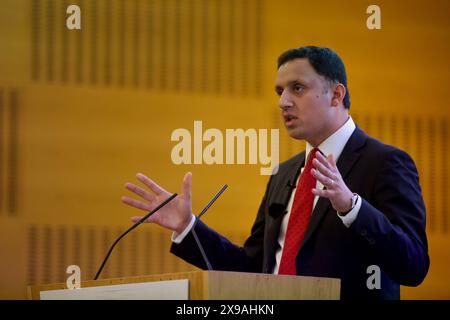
[[309, 93, 330, 113], [294, 95, 319, 117], [296, 97, 328, 126], [303, 91, 324, 105], [314, 91, 329, 103]]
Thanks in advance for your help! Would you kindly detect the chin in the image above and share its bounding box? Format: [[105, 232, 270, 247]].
[[286, 127, 305, 141]]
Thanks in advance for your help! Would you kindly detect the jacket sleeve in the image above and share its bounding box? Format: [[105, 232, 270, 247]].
[[350, 148, 430, 286], [170, 177, 272, 272]]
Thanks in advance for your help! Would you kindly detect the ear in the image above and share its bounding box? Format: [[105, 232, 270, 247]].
[[331, 83, 346, 107]]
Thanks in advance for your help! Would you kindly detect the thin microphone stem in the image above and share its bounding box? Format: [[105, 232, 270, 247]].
[[191, 229, 213, 270], [198, 184, 228, 220], [191, 184, 228, 271], [94, 193, 178, 280]]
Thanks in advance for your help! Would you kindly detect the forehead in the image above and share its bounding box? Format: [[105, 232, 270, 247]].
[[275, 58, 322, 86]]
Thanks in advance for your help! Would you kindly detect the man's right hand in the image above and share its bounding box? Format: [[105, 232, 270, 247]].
[[121, 172, 194, 234]]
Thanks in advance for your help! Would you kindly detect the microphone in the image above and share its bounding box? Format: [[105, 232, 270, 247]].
[[94, 193, 178, 280], [190, 184, 228, 271], [268, 178, 296, 219]]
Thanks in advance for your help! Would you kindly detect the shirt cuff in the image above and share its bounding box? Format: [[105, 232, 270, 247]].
[[336, 195, 362, 228], [171, 214, 196, 244]]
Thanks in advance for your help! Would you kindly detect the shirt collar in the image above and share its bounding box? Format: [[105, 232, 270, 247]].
[[305, 116, 356, 164]]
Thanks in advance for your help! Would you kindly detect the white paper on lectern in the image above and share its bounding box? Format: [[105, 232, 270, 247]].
[[40, 279, 189, 300]]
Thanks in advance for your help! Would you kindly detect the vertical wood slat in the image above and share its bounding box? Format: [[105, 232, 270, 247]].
[[428, 118, 436, 233], [146, 0, 154, 89], [104, 0, 112, 85], [31, 0, 41, 81], [214, 0, 222, 94], [46, 0, 55, 82], [241, 0, 249, 96], [75, 0, 84, 84], [58, 227, 68, 283], [144, 231, 152, 276], [173, 0, 181, 91], [0, 89, 20, 216], [441, 119, 448, 233], [43, 226, 52, 284], [228, 0, 235, 95], [73, 227, 82, 279], [89, 0, 98, 84], [254, 0, 263, 96], [8, 90, 19, 215], [27, 225, 38, 285], [87, 227, 96, 279], [61, 0, 68, 83], [0, 89, 3, 214], [118, 0, 125, 87], [116, 227, 124, 277], [132, 0, 140, 88]]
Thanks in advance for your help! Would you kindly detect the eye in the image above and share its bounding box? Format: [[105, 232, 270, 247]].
[[275, 88, 283, 96], [293, 85, 304, 93]]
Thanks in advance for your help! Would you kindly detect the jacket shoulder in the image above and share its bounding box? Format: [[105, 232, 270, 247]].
[[274, 151, 305, 176], [362, 132, 414, 162]]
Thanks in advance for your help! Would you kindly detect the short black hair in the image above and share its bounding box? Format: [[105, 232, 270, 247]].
[[277, 46, 350, 109]]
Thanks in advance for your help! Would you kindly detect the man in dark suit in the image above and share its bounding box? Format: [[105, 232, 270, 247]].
[[122, 46, 429, 299]]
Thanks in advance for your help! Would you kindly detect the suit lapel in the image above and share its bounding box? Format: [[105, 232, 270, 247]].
[[268, 152, 305, 218], [264, 152, 305, 271], [299, 127, 367, 253]]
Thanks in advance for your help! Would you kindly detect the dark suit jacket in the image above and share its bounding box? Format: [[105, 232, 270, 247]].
[[171, 127, 429, 300]]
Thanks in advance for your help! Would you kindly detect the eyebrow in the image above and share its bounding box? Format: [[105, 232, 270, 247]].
[[274, 79, 306, 91]]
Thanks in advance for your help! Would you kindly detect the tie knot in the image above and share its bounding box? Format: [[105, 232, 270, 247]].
[[307, 147, 320, 165]]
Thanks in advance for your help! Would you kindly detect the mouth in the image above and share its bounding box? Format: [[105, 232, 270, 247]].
[[283, 114, 298, 126]]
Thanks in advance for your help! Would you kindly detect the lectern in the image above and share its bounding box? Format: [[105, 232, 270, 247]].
[[28, 271, 340, 300]]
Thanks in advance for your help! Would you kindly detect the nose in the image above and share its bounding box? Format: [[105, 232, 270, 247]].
[[279, 89, 294, 111]]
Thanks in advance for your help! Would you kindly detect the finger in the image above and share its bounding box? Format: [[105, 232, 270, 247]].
[[136, 173, 166, 195], [327, 153, 337, 169], [312, 187, 330, 198], [131, 216, 143, 223], [125, 182, 155, 202], [131, 215, 155, 223], [311, 168, 334, 188], [121, 195, 152, 212], [315, 151, 333, 170], [312, 158, 335, 180], [183, 172, 192, 197]]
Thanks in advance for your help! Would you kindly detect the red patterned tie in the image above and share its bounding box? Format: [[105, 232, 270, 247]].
[[278, 148, 319, 275]]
